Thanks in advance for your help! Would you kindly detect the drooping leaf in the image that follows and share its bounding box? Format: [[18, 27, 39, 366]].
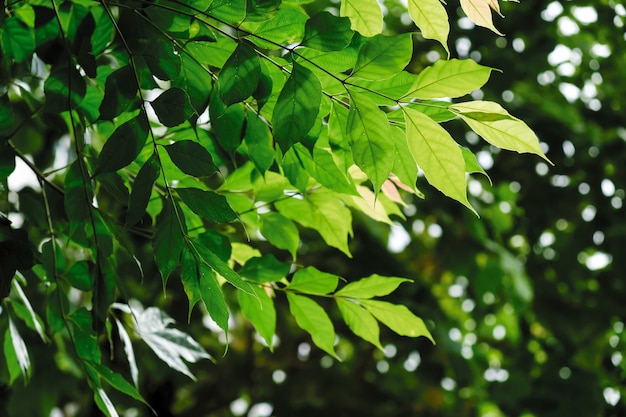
[[153, 198, 185, 285], [198, 263, 230, 335], [44, 64, 86, 111], [408, 0, 450, 56], [243, 111, 274, 174], [403, 106, 474, 212], [287, 293, 339, 359], [64, 261, 95, 291], [389, 126, 419, 194], [347, 91, 395, 192], [209, 92, 246, 153], [336, 274, 412, 299], [64, 160, 94, 225], [93, 388, 119, 417], [181, 246, 203, 317], [10, 280, 47, 341], [302, 11, 354, 51], [289, 266, 339, 295], [272, 62, 322, 150], [218, 42, 261, 105], [114, 318, 139, 388], [312, 130, 358, 195], [141, 37, 182, 81], [4, 318, 31, 384], [126, 152, 160, 227], [461, 146, 491, 181], [336, 298, 383, 351], [360, 299, 435, 343], [135, 307, 212, 380], [84, 361, 150, 407], [459, 0, 504, 35], [69, 308, 101, 362], [451, 101, 551, 162], [340, 0, 383, 37], [405, 59, 494, 99], [351, 34, 413, 80], [176, 188, 238, 223], [239, 254, 291, 283], [164, 140, 218, 178], [238, 285, 276, 349], [94, 112, 149, 176], [194, 241, 256, 296], [259, 213, 299, 259], [151, 88, 195, 127]]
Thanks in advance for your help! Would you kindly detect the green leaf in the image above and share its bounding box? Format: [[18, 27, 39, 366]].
[[64, 261, 95, 291], [194, 241, 256, 296], [302, 11, 354, 51], [389, 126, 419, 194], [403, 106, 474, 212], [98, 66, 138, 120], [198, 263, 230, 335], [239, 254, 291, 283], [289, 266, 339, 295], [4, 318, 31, 384], [176, 188, 237, 223], [44, 64, 86, 111], [64, 160, 93, 224], [2, 16, 35, 62], [141, 38, 182, 81], [461, 146, 491, 181], [93, 388, 119, 417], [451, 101, 551, 162], [135, 307, 211, 380], [408, 0, 450, 56], [126, 152, 160, 227], [272, 62, 322, 150], [276, 191, 353, 257], [94, 112, 149, 176], [0, 138, 16, 180], [238, 285, 276, 349], [209, 92, 246, 153], [151, 88, 195, 127], [340, 0, 382, 37], [251, 8, 308, 49], [347, 91, 394, 192], [259, 212, 300, 259], [181, 246, 203, 317], [351, 34, 413, 80], [85, 362, 150, 407], [113, 317, 139, 388], [360, 299, 435, 343], [218, 42, 261, 106], [405, 59, 493, 99], [164, 140, 218, 178], [336, 298, 383, 351], [208, 0, 247, 23], [69, 308, 101, 362], [243, 111, 274, 174], [287, 293, 339, 359], [312, 130, 358, 195], [153, 198, 185, 285], [336, 274, 412, 299], [10, 280, 47, 341], [350, 72, 417, 105]]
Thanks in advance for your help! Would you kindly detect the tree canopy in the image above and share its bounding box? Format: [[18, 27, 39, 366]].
[[2, 0, 622, 416]]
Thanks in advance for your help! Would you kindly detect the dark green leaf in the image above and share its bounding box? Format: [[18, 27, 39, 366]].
[[69, 308, 101, 362], [209, 92, 246, 153], [243, 111, 274, 174], [181, 246, 203, 318], [176, 188, 237, 223], [153, 198, 185, 285], [64, 261, 95, 291], [142, 38, 182, 81], [94, 112, 149, 176], [85, 362, 150, 407], [64, 160, 93, 224], [218, 42, 261, 106], [302, 11, 354, 51], [126, 152, 160, 227], [2, 16, 35, 62], [239, 254, 291, 283], [164, 140, 218, 178], [44, 64, 86, 111], [151, 88, 195, 127], [272, 62, 322, 150], [98, 66, 138, 120]]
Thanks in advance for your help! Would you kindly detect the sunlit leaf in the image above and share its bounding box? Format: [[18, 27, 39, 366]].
[[114, 317, 139, 388], [239, 285, 276, 349], [340, 0, 382, 37], [336, 298, 383, 351], [243, 111, 274, 174], [301, 11, 354, 51], [4, 318, 31, 384], [287, 293, 339, 359], [405, 59, 493, 99], [351, 34, 412, 80], [239, 254, 291, 283], [289, 266, 339, 295], [408, 0, 450, 56], [459, 0, 504, 35], [360, 299, 435, 343], [336, 274, 412, 299], [251, 8, 308, 49]]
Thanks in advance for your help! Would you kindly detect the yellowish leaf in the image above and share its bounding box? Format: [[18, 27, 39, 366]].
[[459, 0, 505, 35]]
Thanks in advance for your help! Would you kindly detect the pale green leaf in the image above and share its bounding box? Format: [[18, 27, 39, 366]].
[[389, 126, 419, 194], [287, 293, 339, 359], [252, 8, 308, 49], [347, 91, 395, 192], [408, 0, 450, 56], [451, 101, 551, 162], [405, 59, 493, 99], [351, 34, 413, 80], [403, 106, 475, 213], [336, 274, 412, 299], [114, 318, 139, 388], [238, 286, 276, 349], [259, 212, 300, 259], [461, 146, 491, 182], [340, 0, 383, 37], [289, 266, 339, 295], [336, 298, 383, 351], [459, 0, 504, 35], [360, 299, 435, 343]]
